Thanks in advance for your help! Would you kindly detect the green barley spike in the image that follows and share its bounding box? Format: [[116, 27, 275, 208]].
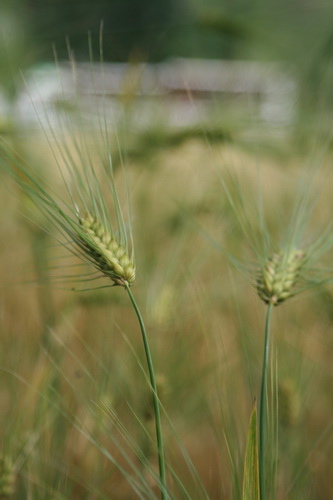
[[257, 248, 306, 305], [79, 213, 135, 287], [0, 455, 15, 498], [278, 378, 300, 428]]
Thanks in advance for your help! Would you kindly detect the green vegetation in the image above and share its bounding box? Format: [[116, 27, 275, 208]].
[[1, 6, 333, 497], [1, 99, 333, 498]]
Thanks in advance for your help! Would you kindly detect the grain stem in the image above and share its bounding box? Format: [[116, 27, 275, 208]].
[[259, 302, 273, 500], [126, 285, 167, 499]]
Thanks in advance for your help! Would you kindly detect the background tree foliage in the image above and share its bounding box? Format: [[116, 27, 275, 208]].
[[1, 0, 333, 63], [1, 0, 333, 112]]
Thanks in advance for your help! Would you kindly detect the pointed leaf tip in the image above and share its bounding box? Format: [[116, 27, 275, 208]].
[[242, 402, 260, 500]]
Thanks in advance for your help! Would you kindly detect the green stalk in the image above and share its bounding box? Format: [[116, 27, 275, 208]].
[[259, 303, 273, 500], [126, 285, 167, 499]]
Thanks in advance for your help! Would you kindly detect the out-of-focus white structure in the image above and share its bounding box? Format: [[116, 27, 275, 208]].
[[1, 59, 297, 130]]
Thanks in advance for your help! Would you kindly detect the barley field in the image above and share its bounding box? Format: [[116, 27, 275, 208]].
[[1, 57, 333, 499]]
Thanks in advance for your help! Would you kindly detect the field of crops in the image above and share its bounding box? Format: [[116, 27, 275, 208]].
[[0, 74, 333, 499]]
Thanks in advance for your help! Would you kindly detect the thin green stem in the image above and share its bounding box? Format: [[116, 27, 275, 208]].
[[126, 285, 167, 500], [259, 303, 273, 500]]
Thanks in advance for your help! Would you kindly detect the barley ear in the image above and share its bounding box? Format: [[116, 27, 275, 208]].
[[256, 248, 306, 305], [0, 455, 15, 498], [278, 378, 300, 428], [79, 213, 135, 286]]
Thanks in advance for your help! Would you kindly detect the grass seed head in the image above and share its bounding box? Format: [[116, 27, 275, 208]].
[[0, 455, 15, 498], [256, 248, 306, 305], [79, 213, 135, 287], [278, 378, 300, 428]]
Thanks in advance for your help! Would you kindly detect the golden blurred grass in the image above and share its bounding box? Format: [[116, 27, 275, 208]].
[[1, 133, 332, 498]]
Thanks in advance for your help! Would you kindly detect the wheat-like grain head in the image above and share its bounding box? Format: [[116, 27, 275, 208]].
[[256, 248, 306, 305], [0, 40, 137, 291], [0, 455, 15, 498], [78, 212, 135, 286]]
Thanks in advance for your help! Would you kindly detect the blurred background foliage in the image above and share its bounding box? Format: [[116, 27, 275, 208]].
[[1, 0, 333, 120], [1, 0, 333, 63]]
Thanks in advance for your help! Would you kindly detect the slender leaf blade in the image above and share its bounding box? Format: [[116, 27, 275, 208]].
[[242, 402, 260, 500]]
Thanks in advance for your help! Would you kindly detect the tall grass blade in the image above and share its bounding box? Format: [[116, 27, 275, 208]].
[[242, 402, 259, 500]]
